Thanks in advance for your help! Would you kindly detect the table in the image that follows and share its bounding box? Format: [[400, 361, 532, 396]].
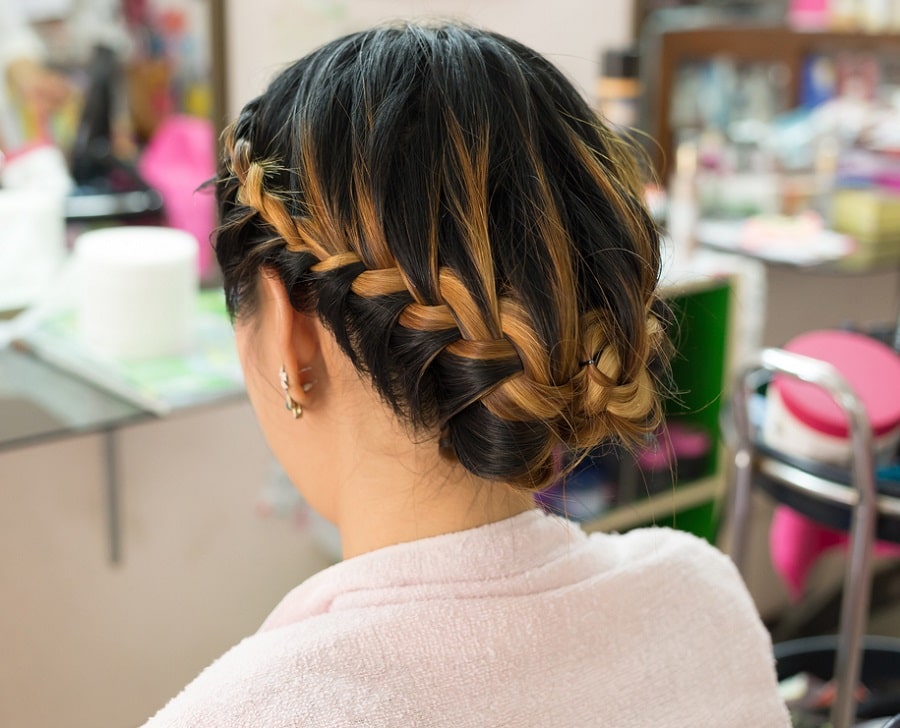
[[0, 346, 145, 450], [0, 345, 244, 563]]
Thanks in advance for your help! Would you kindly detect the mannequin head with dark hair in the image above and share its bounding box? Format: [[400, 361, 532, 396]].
[[215, 22, 665, 556]]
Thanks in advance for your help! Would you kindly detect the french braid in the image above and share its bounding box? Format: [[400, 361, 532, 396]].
[[215, 23, 667, 490]]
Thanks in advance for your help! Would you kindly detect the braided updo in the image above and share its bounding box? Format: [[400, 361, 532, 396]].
[[215, 23, 666, 491]]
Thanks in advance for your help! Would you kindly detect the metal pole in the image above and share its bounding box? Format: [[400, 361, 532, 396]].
[[829, 382, 877, 728], [727, 361, 758, 574], [728, 349, 876, 728]]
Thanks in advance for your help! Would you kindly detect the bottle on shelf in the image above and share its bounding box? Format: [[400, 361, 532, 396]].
[[666, 138, 700, 267]]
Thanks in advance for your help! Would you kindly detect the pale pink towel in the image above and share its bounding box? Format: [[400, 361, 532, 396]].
[[142, 510, 789, 727]]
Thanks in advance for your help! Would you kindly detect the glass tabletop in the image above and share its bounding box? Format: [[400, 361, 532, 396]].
[[0, 346, 148, 451]]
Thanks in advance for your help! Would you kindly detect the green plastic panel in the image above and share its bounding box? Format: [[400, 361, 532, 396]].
[[661, 280, 731, 542], [652, 501, 720, 544]]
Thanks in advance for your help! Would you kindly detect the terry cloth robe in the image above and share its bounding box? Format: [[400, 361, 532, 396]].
[[142, 509, 790, 727]]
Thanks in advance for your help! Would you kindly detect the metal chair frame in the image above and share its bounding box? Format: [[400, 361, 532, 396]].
[[727, 348, 879, 728]]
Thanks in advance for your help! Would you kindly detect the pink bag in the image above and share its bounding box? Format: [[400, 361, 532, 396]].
[[138, 115, 216, 278]]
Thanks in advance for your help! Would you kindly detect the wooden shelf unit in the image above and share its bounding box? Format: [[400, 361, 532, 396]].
[[649, 24, 900, 181]]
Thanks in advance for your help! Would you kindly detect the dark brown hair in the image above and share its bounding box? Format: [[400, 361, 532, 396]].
[[215, 22, 666, 490]]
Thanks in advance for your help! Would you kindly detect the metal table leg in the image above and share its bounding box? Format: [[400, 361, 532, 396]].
[[103, 429, 121, 565]]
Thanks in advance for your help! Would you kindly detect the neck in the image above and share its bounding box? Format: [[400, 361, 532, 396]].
[[335, 447, 535, 560], [301, 342, 537, 559]]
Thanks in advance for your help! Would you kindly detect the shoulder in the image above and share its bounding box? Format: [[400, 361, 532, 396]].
[[141, 612, 421, 728], [592, 525, 747, 587], [582, 527, 789, 725], [586, 526, 770, 642], [140, 629, 319, 728]]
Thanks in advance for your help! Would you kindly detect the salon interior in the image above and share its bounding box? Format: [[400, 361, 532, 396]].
[[1, 0, 900, 726]]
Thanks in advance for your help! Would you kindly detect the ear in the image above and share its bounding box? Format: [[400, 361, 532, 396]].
[[258, 269, 319, 397]]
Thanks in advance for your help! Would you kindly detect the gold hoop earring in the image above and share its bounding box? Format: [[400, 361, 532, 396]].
[[279, 365, 303, 419]]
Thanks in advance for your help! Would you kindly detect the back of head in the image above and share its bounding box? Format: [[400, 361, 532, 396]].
[[215, 22, 665, 491]]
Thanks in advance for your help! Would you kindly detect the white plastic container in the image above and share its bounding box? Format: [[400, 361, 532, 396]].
[[74, 226, 199, 360], [763, 330, 900, 466]]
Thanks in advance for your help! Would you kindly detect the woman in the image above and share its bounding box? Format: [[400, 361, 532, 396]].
[[144, 23, 789, 727]]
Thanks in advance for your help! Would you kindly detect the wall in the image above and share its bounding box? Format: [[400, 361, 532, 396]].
[[225, 0, 634, 116], [762, 266, 899, 347], [0, 402, 333, 728]]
